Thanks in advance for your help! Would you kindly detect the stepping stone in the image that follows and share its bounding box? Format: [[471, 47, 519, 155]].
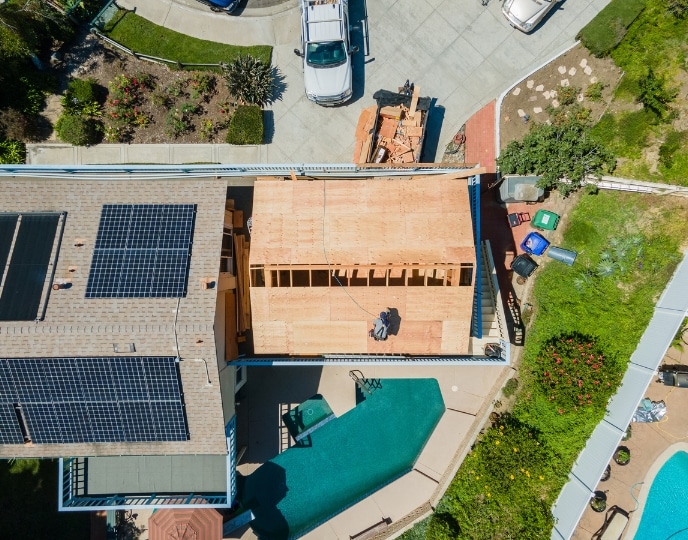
[[533, 107, 543, 114], [551, 99, 560, 108], [558, 66, 567, 74], [535, 84, 544, 92], [560, 79, 570, 87], [577, 94, 584, 102], [550, 89, 557, 98], [513, 87, 521, 96], [529, 96, 537, 101], [580, 59, 588, 68], [543, 91, 551, 99], [568, 67, 577, 76], [584, 66, 593, 75], [590, 76, 598, 84], [527, 80, 535, 89], [517, 109, 526, 117]]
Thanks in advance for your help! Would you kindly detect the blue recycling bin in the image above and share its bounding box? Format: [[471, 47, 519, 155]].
[[520, 232, 550, 256]]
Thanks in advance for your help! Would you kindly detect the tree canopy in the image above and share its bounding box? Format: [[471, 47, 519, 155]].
[[496, 118, 616, 196]]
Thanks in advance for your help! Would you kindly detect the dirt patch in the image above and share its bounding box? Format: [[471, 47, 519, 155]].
[[500, 44, 623, 149], [50, 33, 237, 144]]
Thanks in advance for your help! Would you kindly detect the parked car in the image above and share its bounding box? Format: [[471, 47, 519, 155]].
[[501, 0, 560, 33], [294, 0, 358, 106], [194, 0, 241, 14]]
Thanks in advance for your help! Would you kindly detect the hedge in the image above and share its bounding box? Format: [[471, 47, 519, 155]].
[[577, 0, 646, 57], [226, 105, 263, 145]]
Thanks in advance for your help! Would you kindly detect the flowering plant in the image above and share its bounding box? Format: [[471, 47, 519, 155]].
[[535, 333, 622, 414], [105, 73, 151, 132]]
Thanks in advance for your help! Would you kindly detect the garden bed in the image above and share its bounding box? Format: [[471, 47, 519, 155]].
[[500, 43, 622, 149], [57, 34, 241, 144]]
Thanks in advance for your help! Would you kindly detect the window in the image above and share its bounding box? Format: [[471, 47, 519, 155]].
[[459, 263, 474, 286]]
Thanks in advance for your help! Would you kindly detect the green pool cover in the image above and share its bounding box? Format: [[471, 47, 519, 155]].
[[240, 378, 445, 540]]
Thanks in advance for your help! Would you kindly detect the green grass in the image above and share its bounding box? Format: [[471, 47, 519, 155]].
[[577, 0, 646, 57], [588, 0, 688, 183], [102, 10, 272, 67], [0, 459, 90, 539], [591, 110, 655, 159], [408, 191, 688, 539]]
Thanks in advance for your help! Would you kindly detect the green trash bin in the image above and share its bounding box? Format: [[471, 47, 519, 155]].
[[532, 209, 559, 231]]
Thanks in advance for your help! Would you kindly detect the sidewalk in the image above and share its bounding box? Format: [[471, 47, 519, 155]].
[[116, 0, 299, 47]]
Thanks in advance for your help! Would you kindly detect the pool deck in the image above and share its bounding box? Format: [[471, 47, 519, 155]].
[[572, 345, 688, 540], [234, 364, 511, 539]]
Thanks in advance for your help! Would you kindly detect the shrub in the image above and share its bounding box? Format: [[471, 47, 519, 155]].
[[533, 334, 623, 414], [638, 68, 678, 120], [558, 85, 581, 106], [55, 114, 101, 146], [585, 81, 606, 101], [577, 0, 645, 57], [62, 78, 100, 114], [188, 72, 215, 100], [667, 0, 688, 17], [226, 105, 263, 145], [503, 378, 519, 397], [496, 118, 616, 196], [438, 414, 556, 539], [659, 129, 686, 168], [0, 138, 25, 164], [0, 108, 42, 141], [224, 55, 275, 106]]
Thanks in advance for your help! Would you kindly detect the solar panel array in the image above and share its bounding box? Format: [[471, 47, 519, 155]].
[[86, 204, 196, 298], [0, 357, 188, 444]]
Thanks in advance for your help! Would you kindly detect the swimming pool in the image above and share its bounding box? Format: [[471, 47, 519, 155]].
[[634, 450, 688, 539]]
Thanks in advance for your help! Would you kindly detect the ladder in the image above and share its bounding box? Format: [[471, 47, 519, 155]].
[[349, 370, 380, 395]]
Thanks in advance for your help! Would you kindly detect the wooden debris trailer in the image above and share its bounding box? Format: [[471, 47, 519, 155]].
[[354, 84, 431, 164]]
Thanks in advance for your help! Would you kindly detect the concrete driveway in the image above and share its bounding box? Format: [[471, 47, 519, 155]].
[[81, 0, 612, 164]]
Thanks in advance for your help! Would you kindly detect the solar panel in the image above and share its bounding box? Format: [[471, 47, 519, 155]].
[[85, 204, 196, 298], [0, 213, 61, 321], [0, 357, 188, 444]]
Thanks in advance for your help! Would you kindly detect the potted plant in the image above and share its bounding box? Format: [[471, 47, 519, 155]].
[[622, 425, 632, 441], [614, 446, 631, 466], [600, 464, 611, 482], [590, 490, 607, 512]]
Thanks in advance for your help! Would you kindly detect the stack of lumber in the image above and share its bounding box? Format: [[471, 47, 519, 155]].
[[352, 86, 424, 164], [233, 234, 252, 332]]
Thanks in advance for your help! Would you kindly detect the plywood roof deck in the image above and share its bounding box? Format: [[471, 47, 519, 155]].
[[249, 178, 474, 266], [249, 178, 476, 355]]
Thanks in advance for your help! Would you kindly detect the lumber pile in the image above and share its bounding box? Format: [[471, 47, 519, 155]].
[[353, 86, 424, 164], [234, 234, 252, 332]]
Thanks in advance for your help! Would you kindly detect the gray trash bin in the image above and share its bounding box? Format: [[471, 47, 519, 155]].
[[547, 246, 577, 266]]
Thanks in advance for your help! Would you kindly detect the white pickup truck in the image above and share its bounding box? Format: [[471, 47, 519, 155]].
[[293, 0, 358, 106]]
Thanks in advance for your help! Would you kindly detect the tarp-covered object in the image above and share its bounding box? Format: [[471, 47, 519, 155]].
[[631, 398, 666, 423], [497, 175, 545, 203]]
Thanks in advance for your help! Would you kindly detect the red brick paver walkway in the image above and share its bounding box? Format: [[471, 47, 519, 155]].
[[465, 100, 496, 173]]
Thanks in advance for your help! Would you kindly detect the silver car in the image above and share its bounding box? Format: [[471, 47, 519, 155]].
[[501, 0, 560, 33]]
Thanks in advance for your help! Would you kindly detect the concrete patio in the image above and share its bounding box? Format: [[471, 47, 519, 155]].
[[234, 363, 512, 539]]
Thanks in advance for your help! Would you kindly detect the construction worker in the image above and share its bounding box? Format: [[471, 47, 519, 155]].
[[369, 309, 391, 341]]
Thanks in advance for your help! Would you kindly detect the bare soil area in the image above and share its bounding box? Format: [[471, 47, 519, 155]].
[[49, 33, 237, 144], [500, 44, 623, 149]]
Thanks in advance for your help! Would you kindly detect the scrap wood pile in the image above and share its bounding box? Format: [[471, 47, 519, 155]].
[[353, 86, 424, 164]]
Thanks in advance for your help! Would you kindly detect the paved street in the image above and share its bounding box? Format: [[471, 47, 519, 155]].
[[29, 0, 612, 164]]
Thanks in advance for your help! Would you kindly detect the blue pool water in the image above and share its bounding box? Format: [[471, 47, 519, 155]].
[[635, 450, 688, 539]]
